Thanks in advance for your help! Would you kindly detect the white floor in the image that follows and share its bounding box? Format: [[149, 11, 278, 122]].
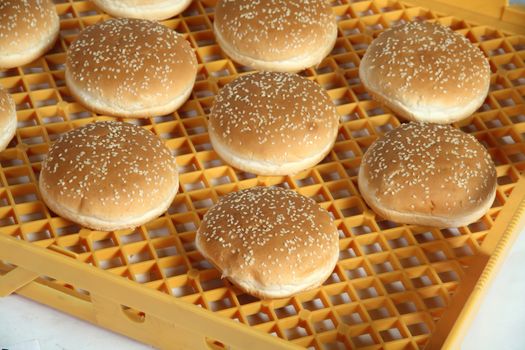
[[1, 225, 525, 350]]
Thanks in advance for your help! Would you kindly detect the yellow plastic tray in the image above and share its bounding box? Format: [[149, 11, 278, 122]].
[[1, 0, 525, 349]]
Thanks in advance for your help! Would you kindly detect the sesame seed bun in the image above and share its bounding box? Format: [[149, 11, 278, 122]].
[[209, 72, 339, 176], [91, 0, 192, 20], [213, 0, 337, 72], [359, 21, 490, 124], [0, 0, 59, 69], [65, 18, 197, 118], [0, 87, 17, 151], [39, 121, 179, 231], [358, 122, 497, 228], [196, 186, 339, 299]]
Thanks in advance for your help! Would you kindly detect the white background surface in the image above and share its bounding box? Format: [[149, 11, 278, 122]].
[[0, 227, 524, 349]]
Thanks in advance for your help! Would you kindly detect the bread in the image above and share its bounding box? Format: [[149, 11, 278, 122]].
[[65, 18, 197, 118], [209, 72, 339, 175], [359, 21, 490, 124], [0, 0, 59, 69], [195, 186, 339, 299], [39, 121, 179, 231], [0, 87, 17, 151], [91, 0, 192, 20], [358, 122, 497, 228], [213, 0, 337, 72]]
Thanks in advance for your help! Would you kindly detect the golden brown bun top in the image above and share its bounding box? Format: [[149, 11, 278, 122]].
[[209, 72, 339, 163], [40, 121, 178, 221], [66, 18, 197, 108], [360, 21, 490, 108], [197, 186, 338, 287], [0, 0, 58, 53], [360, 122, 496, 217], [0, 87, 15, 130], [214, 0, 336, 61]]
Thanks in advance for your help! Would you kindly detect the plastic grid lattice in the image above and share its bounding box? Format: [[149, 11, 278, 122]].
[[0, 0, 524, 349]]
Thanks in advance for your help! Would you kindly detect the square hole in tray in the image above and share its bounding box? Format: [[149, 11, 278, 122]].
[[127, 246, 153, 264], [162, 264, 187, 277], [314, 318, 336, 333], [295, 175, 317, 187], [423, 295, 446, 309], [171, 283, 197, 297], [25, 227, 52, 242], [133, 266, 163, 283], [339, 246, 357, 261], [202, 157, 224, 169], [330, 290, 353, 305], [357, 285, 379, 300], [18, 205, 46, 223], [352, 331, 377, 347], [341, 308, 365, 325], [0, 210, 16, 227], [399, 255, 422, 268], [93, 237, 116, 250], [362, 242, 383, 254], [200, 276, 225, 291], [155, 244, 179, 258], [438, 270, 460, 283], [274, 304, 298, 319], [411, 231, 435, 244], [346, 264, 368, 279], [173, 219, 197, 233], [247, 310, 271, 325], [302, 297, 326, 311], [12, 187, 39, 204], [119, 230, 143, 244], [411, 274, 434, 288], [54, 223, 80, 236], [380, 327, 403, 342], [324, 271, 343, 285], [98, 252, 125, 269], [372, 259, 395, 274], [383, 279, 406, 294], [191, 258, 213, 270], [209, 296, 234, 311], [395, 300, 418, 314], [146, 225, 171, 239], [407, 322, 431, 336], [283, 323, 310, 340], [236, 293, 259, 305], [367, 305, 391, 320], [329, 185, 351, 200], [167, 197, 191, 214]]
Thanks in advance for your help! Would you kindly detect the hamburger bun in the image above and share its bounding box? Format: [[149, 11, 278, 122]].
[[65, 18, 197, 118], [0, 87, 16, 151], [91, 0, 192, 20], [359, 21, 490, 124], [0, 0, 59, 69], [196, 186, 339, 299], [39, 121, 179, 231], [214, 0, 337, 72], [209, 72, 339, 175], [358, 122, 497, 228]]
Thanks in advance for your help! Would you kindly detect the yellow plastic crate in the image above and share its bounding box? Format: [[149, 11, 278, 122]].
[[1, 0, 525, 349]]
